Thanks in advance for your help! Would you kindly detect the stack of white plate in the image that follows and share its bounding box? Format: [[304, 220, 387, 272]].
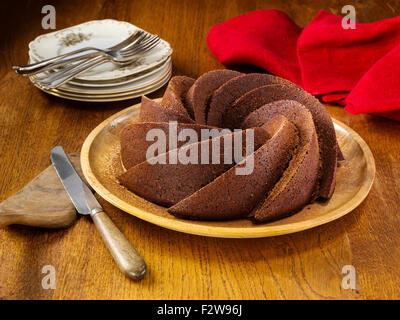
[[28, 20, 173, 102]]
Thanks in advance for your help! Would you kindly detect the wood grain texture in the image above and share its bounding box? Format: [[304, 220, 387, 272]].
[[1, 0, 400, 300], [0, 153, 84, 229]]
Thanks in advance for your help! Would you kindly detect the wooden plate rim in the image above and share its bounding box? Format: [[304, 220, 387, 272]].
[[80, 101, 375, 238]]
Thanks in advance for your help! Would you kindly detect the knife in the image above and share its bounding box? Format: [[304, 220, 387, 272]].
[[50, 146, 146, 280]]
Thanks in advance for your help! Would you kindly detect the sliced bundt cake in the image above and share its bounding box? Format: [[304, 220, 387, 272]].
[[118, 71, 341, 223], [168, 116, 299, 220]]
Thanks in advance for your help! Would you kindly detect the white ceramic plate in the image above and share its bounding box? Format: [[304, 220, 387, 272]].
[[29, 19, 172, 82], [31, 58, 171, 95], [33, 67, 172, 102], [28, 56, 170, 88], [58, 59, 171, 94], [68, 58, 170, 88]]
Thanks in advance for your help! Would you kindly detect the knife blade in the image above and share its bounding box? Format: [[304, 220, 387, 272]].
[[50, 146, 100, 215], [50, 146, 146, 280]]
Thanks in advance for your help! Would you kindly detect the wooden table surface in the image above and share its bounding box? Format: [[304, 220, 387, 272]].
[[1, 0, 400, 300]]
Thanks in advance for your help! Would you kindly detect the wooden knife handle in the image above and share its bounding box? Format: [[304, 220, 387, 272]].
[[91, 210, 146, 280]]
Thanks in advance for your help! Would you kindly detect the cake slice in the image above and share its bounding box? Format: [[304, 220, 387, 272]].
[[185, 69, 241, 124], [118, 128, 267, 206], [207, 73, 294, 126], [223, 84, 337, 199], [120, 121, 214, 169], [243, 100, 320, 222], [139, 96, 195, 124], [162, 76, 195, 119], [168, 116, 299, 220]]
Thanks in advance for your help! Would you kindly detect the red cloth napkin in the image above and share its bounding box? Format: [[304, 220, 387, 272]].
[[207, 9, 303, 86], [321, 93, 348, 104], [298, 10, 400, 96], [345, 44, 400, 117], [207, 9, 400, 121]]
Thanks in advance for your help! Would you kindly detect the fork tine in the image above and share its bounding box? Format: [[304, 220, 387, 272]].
[[133, 37, 160, 54], [107, 30, 145, 51], [134, 37, 160, 54], [120, 35, 158, 55], [117, 31, 149, 51], [122, 34, 157, 50], [121, 36, 160, 57], [133, 38, 160, 55]]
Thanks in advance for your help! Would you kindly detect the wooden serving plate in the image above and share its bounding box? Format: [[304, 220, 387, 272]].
[[81, 99, 375, 238]]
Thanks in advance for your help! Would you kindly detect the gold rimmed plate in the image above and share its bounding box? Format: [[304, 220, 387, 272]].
[[33, 67, 172, 102], [81, 100, 375, 238], [30, 57, 171, 93], [28, 19, 173, 82]]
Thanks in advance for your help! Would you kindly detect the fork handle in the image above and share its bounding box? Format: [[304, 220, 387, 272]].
[[13, 47, 100, 73], [91, 209, 146, 280], [37, 55, 108, 89], [16, 51, 104, 76]]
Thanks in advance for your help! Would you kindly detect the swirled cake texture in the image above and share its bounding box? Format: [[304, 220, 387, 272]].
[[118, 70, 341, 222]]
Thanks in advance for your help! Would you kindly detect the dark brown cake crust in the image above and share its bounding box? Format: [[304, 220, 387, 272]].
[[223, 84, 337, 200], [162, 76, 195, 119], [185, 69, 241, 124], [242, 100, 320, 222], [140, 96, 194, 124], [207, 73, 295, 126], [207, 73, 343, 164]]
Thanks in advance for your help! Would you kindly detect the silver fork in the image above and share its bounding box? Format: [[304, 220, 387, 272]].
[[28, 32, 152, 76], [42, 34, 158, 80], [35, 35, 160, 89], [36, 35, 160, 88], [14, 30, 146, 75]]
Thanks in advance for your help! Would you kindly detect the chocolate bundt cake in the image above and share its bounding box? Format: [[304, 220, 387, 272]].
[[117, 70, 342, 222]]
